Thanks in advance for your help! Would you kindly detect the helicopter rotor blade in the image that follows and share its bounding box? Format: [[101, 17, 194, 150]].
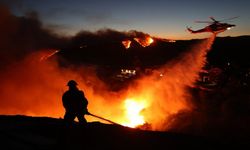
[[195, 21, 213, 23], [209, 16, 217, 22], [218, 16, 239, 22]]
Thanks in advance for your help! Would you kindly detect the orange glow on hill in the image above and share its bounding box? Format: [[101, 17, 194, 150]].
[[122, 40, 132, 49], [134, 36, 154, 47]]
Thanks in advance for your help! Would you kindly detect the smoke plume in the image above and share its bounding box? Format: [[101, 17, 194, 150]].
[[0, 4, 67, 67]]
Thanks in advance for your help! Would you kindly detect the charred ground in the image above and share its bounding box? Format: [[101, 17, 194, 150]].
[[0, 115, 240, 150]]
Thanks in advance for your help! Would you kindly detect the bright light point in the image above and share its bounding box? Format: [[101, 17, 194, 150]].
[[227, 27, 231, 30], [148, 37, 154, 44], [122, 99, 146, 128]]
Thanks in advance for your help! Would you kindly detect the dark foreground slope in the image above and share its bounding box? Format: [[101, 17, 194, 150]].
[[0, 115, 243, 150]]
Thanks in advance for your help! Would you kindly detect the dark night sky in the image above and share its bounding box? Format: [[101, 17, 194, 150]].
[[2, 0, 250, 39]]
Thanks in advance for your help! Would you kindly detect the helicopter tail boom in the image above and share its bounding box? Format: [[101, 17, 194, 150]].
[[187, 26, 208, 34]]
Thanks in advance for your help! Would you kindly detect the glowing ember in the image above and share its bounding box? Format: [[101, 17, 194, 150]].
[[122, 40, 132, 49], [40, 49, 59, 61], [134, 36, 154, 47], [122, 98, 147, 128]]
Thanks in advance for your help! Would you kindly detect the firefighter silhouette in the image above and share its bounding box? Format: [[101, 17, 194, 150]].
[[62, 80, 89, 124]]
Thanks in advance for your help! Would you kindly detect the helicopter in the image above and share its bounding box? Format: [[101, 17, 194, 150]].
[[187, 16, 238, 34]]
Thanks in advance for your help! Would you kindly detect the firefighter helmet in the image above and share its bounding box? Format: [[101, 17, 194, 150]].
[[67, 80, 78, 86]]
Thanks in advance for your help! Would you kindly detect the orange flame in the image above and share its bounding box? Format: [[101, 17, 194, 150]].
[[122, 40, 132, 49], [134, 36, 154, 47], [121, 98, 147, 127]]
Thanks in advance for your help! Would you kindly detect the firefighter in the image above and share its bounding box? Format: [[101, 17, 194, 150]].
[[62, 80, 89, 125]]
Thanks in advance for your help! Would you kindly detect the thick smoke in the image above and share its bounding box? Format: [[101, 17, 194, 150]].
[[0, 50, 117, 118], [0, 4, 70, 116], [0, 4, 68, 67]]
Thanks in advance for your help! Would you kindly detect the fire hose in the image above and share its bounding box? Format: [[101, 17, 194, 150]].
[[87, 112, 123, 126]]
